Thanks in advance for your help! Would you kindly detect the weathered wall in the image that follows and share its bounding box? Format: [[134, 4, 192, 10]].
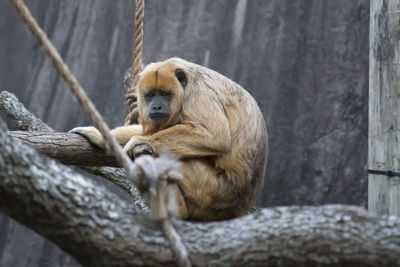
[[0, 0, 369, 266]]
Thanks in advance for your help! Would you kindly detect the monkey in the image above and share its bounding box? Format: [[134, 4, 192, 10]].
[[70, 57, 268, 221]]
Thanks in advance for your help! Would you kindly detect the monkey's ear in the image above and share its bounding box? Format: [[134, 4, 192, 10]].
[[175, 69, 187, 88]]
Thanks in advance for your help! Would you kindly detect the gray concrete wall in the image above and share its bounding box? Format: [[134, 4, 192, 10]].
[[0, 1, 369, 266]]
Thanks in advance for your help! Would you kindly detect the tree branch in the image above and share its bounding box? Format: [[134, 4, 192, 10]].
[[80, 166, 148, 211], [1, 117, 400, 265], [0, 91, 54, 132], [8, 131, 150, 215], [0, 90, 147, 208], [9, 130, 119, 167], [0, 117, 164, 266]]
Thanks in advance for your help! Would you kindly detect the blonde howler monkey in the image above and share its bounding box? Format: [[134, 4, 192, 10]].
[[71, 57, 268, 221]]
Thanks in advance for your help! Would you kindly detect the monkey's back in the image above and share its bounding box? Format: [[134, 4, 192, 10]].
[[166, 58, 268, 217], [217, 80, 268, 214], [192, 61, 268, 215]]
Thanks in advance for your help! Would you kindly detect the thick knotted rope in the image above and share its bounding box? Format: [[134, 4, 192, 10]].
[[125, 0, 145, 125]]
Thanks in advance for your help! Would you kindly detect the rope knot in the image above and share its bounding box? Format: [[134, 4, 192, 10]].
[[133, 153, 182, 220]]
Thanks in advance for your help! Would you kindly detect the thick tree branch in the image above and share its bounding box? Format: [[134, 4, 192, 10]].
[[8, 131, 150, 211], [1, 117, 400, 265], [0, 91, 53, 132], [9, 130, 119, 167], [1, 91, 113, 168], [0, 117, 167, 266], [0, 90, 146, 208], [80, 166, 148, 211]]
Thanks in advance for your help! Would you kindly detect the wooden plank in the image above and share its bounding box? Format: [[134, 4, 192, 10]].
[[368, 175, 390, 215], [369, 0, 400, 216]]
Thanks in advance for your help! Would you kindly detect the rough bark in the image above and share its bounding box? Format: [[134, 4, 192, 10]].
[[1, 117, 400, 266], [0, 90, 147, 210], [0, 129, 399, 265], [9, 130, 119, 167], [0, 91, 53, 132], [9, 130, 150, 211], [80, 166, 148, 211]]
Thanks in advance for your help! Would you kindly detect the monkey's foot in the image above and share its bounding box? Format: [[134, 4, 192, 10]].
[[124, 136, 154, 159], [69, 126, 105, 149]]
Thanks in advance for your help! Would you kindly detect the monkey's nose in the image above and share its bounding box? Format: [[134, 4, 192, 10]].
[[153, 105, 162, 110]]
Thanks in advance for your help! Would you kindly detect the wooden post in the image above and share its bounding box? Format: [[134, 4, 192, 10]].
[[369, 0, 400, 216]]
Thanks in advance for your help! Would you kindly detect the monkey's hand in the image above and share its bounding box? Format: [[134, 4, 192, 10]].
[[69, 126, 105, 150], [124, 136, 155, 159]]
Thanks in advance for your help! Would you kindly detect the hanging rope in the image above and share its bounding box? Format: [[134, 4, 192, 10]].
[[125, 0, 145, 125], [10, 0, 191, 266]]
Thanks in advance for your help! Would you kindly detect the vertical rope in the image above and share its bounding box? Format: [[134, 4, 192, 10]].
[[125, 0, 145, 125]]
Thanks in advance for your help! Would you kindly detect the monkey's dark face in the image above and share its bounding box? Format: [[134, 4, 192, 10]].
[[138, 62, 188, 134], [145, 89, 173, 123]]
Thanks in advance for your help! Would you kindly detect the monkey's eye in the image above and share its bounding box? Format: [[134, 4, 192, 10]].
[[146, 92, 156, 98], [175, 69, 187, 88], [160, 91, 172, 97]]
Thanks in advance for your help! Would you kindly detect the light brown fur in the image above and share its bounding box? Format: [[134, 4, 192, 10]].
[[71, 57, 268, 221]]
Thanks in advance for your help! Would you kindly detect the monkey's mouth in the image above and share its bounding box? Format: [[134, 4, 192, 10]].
[[149, 113, 169, 122]]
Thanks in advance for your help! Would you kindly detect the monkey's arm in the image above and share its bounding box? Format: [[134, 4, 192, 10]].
[[125, 94, 232, 159], [69, 125, 143, 149], [125, 121, 231, 159]]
